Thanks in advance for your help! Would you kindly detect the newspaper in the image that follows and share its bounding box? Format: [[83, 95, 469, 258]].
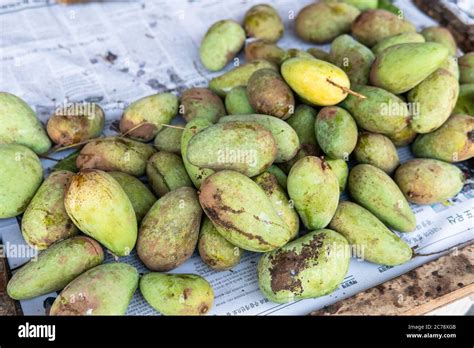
[[0, 0, 472, 315]]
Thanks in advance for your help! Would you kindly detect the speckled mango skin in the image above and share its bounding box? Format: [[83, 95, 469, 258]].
[[0, 144, 43, 218], [315, 106, 358, 159], [244, 41, 285, 65], [108, 171, 156, 223], [370, 43, 449, 94], [198, 217, 242, 271], [219, 114, 299, 163], [395, 159, 464, 205], [329, 201, 413, 265], [295, 2, 360, 44], [0, 92, 51, 154], [453, 84, 474, 116], [412, 114, 474, 162], [224, 86, 255, 115], [329, 34, 375, 85], [421, 27, 457, 56], [372, 32, 425, 55], [348, 164, 416, 232], [119, 93, 178, 142], [50, 263, 138, 316], [408, 69, 459, 133], [146, 151, 192, 197], [281, 58, 350, 106], [257, 229, 350, 303], [387, 126, 418, 147], [325, 158, 349, 192], [153, 123, 184, 154], [140, 273, 214, 316], [287, 156, 339, 230], [199, 170, 291, 252], [76, 136, 156, 176], [243, 4, 284, 43], [200, 20, 245, 72], [137, 187, 201, 271], [21, 171, 79, 250], [286, 104, 318, 151], [354, 132, 399, 174], [187, 122, 277, 177], [64, 170, 137, 256], [340, 85, 410, 134], [459, 53, 474, 84], [179, 88, 226, 123], [7, 236, 103, 300]]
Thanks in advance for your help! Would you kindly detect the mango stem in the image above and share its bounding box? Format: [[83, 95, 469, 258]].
[[326, 78, 367, 99]]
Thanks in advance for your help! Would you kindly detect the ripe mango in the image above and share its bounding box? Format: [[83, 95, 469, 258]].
[[244, 40, 285, 65], [224, 86, 255, 115], [372, 32, 425, 55], [325, 158, 349, 192], [153, 123, 184, 154], [354, 132, 399, 174], [243, 4, 284, 43], [179, 88, 225, 123], [453, 84, 474, 116], [387, 126, 417, 147], [459, 53, 474, 84], [421, 26, 457, 56], [7, 236, 103, 300]]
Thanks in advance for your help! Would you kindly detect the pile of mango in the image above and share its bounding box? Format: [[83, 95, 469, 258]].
[[1, 0, 473, 315]]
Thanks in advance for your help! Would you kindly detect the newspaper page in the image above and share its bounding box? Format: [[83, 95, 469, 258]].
[[0, 0, 472, 315]]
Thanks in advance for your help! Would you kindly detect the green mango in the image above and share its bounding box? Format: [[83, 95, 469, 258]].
[[64, 170, 137, 256], [146, 151, 192, 197], [7, 236, 103, 300], [0, 92, 51, 154], [370, 42, 449, 94], [266, 165, 288, 189], [243, 4, 284, 43], [394, 159, 464, 205], [348, 164, 416, 232], [153, 123, 184, 154], [353, 132, 399, 174], [224, 86, 255, 115], [199, 170, 291, 252], [421, 26, 457, 56], [459, 53, 474, 84], [441, 56, 460, 80], [377, 0, 401, 14], [108, 171, 156, 223], [0, 144, 43, 218], [22, 171, 79, 250], [119, 93, 178, 142], [326, 158, 349, 192], [329, 34, 375, 84], [52, 150, 79, 172], [339, 0, 378, 11], [50, 263, 138, 315], [219, 114, 299, 163], [277, 144, 320, 174], [140, 273, 214, 315], [306, 47, 331, 62], [76, 136, 156, 176], [179, 88, 226, 123], [281, 49, 316, 62], [244, 40, 285, 65], [315, 106, 358, 159], [198, 217, 242, 271], [372, 32, 425, 55], [329, 201, 412, 265], [453, 84, 474, 116], [137, 187, 201, 271], [387, 126, 418, 147], [286, 104, 318, 151], [287, 156, 339, 229], [199, 20, 245, 71], [412, 114, 474, 162], [257, 229, 350, 303]]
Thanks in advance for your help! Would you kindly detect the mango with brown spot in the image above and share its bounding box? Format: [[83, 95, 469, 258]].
[[179, 88, 226, 123], [243, 4, 284, 43]]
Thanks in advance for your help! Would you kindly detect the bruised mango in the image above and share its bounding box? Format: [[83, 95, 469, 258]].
[[329, 201, 412, 265], [453, 84, 474, 116], [387, 126, 417, 147], [372, 32, 425, 55], [199, 170, 291, 252], [153, 123, 184, 154], [326, 158, 349, 192], [244, 40, 285, 65], [224, 86, 255, 115], [459, 52, 474, 84], [257, 229, 350, 303], [140, 273, 214, 315], [353, 132, 399, 174], [348, 164, 416, 232], [243, 4, 284, 43], [307, 47, 331, 62], [50, 263, 138, 315], [421, 27, 457, 56], [179, 88, 225, 123], [22, 171, 79, 250], [7, 236, 103, 300]]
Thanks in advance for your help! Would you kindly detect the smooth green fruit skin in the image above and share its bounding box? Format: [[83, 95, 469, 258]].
[[53, 150, 79, 172], [348, 164, 416, 232], [199, 170, 291, 252], [326, 158, 349, 192], [243, 4, 284, 43], [108, 171, 156, 223], [0, 92, 51, 154], [137, 187, 201, 271], [408, 69, 459, 133], [76, 136, 156, 176], [209, 60, 277, 97], [21, 171, 79, 250], [258, 229, 350, 303], [50, 263, 138, 315], [459, 53, 474, 84], [353, 132, 399, 174], [198, 217, 241, 271], [288, 156, 339, 230], [64, 170, 137, 256], [395, 159, 464, 205], [0, 144, 43, 218], [387, 126, 418, 147], [340, 85, 409, 134], [453, 84, 474, 116], [146, 151, 192, 197], [154, 123, 184, 154], [441, 56, 460, 80], [119, 93, 178, 142], [225, 86, 255, 115], [372, 32, 425, 55], [315, 106, 358, 159], [266, 165, 288, 189], [329, 34, 375, 84], [179, 88, 226, 123], [200, 20, 245, 72], [412, 114, 474, 162], [219, 114, 299, 163], [187, 122, 277, 177], [286, 104, 318, 150], [244, 40, 285, 65], [140, 273, 214, 316], [329, 201, 412, 265], [340, 0, 378, 11], [370, 42, 449, 94], [421, 27, 457, 56], [7, 236, 104, 300]]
